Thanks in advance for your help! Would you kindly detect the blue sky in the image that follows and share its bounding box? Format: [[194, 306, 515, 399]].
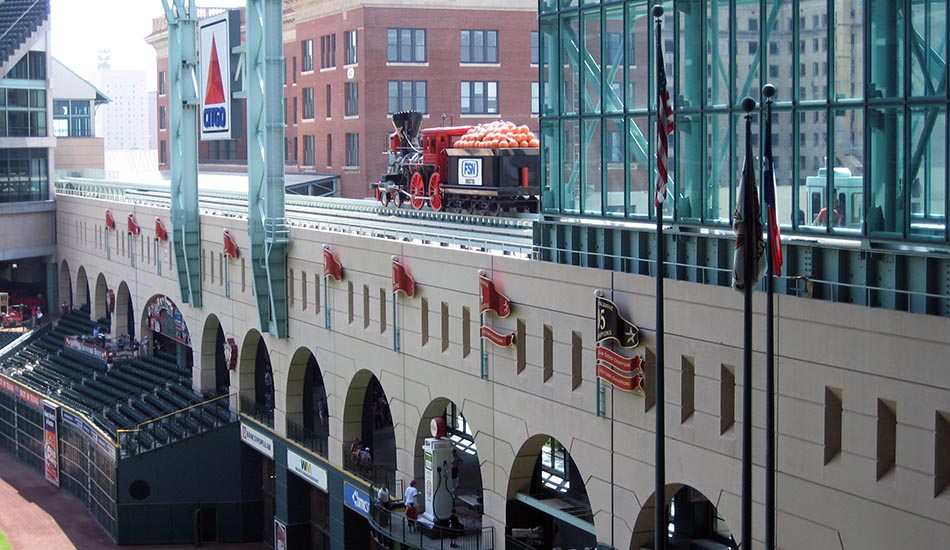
[[50, 0, 244, 91]]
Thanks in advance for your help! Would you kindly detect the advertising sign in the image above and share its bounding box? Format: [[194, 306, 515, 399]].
[[42, 400, 60, 487], [274, 518, 287, 550], [343, 482, 371, 518], [458, 158, 482, 186], [240, 423, 274, 458], [199, 11, 239, 140], [287, 449, 328, 492]]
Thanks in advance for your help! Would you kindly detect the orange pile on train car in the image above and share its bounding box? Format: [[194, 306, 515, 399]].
[[454, 121, 540, 149]]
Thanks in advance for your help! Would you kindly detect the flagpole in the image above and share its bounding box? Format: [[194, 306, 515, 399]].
[[740, 96, 757, 550], [762, 83, 777, 550], [652, 6, 667, 550]]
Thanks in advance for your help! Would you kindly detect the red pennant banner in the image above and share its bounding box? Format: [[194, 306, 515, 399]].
[[105, 210, 116, 231], [154, 217, 168, 242], [596, 364, 644, 393], [392, 259, 416, 297], [479, 274, 511, 318], [596, 347, 644, 374], [480, 326, 515, 347], [127, 213, 140, 235], [324, 246, 343, 281], [223, 230, 239, 258]]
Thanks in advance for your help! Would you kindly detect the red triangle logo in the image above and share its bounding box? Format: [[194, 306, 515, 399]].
[[205, 36, 226, 105]]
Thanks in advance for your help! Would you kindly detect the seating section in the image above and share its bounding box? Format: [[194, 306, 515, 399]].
[[1, 309, 232, 454]]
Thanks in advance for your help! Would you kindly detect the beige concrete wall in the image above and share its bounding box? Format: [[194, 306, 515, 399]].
[[0, 203, 55, 260], [54, 193, 950, 550], [54, 138, 105, 172]]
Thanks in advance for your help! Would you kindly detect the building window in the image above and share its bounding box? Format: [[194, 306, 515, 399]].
[[345, 133, 359, 167], [159, 140, 167, 164], [344, 82, 358, 116], [158, 70, 166, 95], [301, 39, 314, 72], [460, 81, 498, 114], [304, 135, 315, 167], [344, 30, 358, 65], [460, 30, 498, 64], [291, 56, 297, 84], [292, 96, 297, 124], [1, 88, 47, 137], [159, 105, 166, 130], [387, 81, 427, 114], [53, 99, 91, 137], [0, 148, 49, 202], [531, 82, 540, 115], [326, 85, 332, 118], [208, 140, 237, 160], [605, 128, 622, 163], [320, 34, 336, 69], [7, 51, 46, 80], [302, 87, 314, 119], [387, 28, 426, 63], [540, 438, 570, 493], [531, 31, 539, 65], [326, 134, 332, 167]]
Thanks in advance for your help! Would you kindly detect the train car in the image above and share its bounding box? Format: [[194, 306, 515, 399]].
[[373, 111, 540, 215]]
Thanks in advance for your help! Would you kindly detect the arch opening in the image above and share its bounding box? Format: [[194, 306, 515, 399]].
[[285, 348, 329, 457], [342, 370, 395, 489], [630, 485, 738, 550]]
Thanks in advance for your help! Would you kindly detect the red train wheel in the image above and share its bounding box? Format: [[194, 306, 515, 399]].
[[428, 173, 443, 211], [409, 172, 425, 210]]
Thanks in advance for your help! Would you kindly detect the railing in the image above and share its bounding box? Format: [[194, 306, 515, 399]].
[[370, 504, 494, 550], [239, 395, 274, 428], [343, 443, 395, 490], [116, 393, 236, 458], [285, 418, 328, 458]]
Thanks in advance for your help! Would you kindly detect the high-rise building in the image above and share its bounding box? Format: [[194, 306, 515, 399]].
[[94, 56, 149, 151]]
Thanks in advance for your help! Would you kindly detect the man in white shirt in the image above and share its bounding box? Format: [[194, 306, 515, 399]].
[[403, 479, 419, 509]]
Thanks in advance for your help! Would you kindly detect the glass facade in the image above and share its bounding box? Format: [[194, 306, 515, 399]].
[[539, 0, 949, 244], [0, 148, 49, 202]]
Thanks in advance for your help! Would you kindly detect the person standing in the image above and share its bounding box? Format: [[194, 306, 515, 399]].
[[405, 501, 418, 533], [403, 479, 419, 510], [377, 483, 391, 509], [448, 508, 463, 548], [450, 449, 462, 498]]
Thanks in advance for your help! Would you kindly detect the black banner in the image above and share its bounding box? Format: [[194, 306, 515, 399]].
[[596, 296, 640, 349]]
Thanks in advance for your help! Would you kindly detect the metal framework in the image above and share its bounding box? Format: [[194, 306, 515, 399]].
[[245, 0, 289, 337], [538, 0, 950, 318], [161, 0, 202, 307]]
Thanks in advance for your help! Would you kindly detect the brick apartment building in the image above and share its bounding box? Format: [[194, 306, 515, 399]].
[[148, 0, 539, 199]]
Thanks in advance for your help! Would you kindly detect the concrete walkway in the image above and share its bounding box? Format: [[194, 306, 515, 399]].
[[0, 450, 268, 550]]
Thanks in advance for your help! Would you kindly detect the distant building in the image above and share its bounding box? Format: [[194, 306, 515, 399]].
[[94, 59, 149, 151], [147, 0, 539, 199]]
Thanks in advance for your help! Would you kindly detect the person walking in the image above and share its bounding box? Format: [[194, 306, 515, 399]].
[[405, 501, 418, 533], [403, 479, 419, 509]]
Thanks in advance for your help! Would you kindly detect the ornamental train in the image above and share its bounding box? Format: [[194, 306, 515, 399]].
[[373, 111, 541, 215]]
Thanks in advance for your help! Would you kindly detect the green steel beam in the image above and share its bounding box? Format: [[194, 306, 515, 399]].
[[245, 0, 289, 338], [161, 0, 202, 307]]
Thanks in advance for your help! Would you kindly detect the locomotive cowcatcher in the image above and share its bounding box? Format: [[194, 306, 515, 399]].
[[373, 111, 540, 214]]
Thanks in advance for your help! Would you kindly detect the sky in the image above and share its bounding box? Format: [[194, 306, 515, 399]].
[[49, 0, 245, 91]]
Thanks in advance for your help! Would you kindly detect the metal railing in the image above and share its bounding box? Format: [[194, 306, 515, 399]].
[[239, 395, 274, 428], [117, 393, 236, 458], [343, 443, 396, 490], [285, 418, 328, 458], [370, 503, 494, 550]]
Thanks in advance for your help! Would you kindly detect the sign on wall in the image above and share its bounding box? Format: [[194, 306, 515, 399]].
[[199, 10, 239, 140], [43, 401, 60, 487], [343, 482, 371, 518]]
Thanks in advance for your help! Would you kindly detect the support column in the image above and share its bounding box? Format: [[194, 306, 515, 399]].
[[162, 0, 202, 306], [246, 0, 289, 338], [868, 2, 901, 233]]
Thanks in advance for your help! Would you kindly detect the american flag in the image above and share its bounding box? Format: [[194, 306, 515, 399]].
[[762, 112, 784, 276], [655, 32, 675, 207], [733, 123, 766, 291]]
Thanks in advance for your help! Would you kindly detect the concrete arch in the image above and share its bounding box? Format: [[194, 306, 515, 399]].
[[75, 265, 90, 311], [199, 314, 231, 394], [237, 329, 274, 423], [285, 347, 329, 453], [93, 272, 110, 330], [114, 281, 133, 338], [629, 484, 738, 550], [412, 398, 483, 517], [58, 260, 72, 311], [342, 369, 395, 485], [505, 434, 596, 550]]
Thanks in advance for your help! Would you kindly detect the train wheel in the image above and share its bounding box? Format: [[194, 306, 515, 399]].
[[428, 173, 443, 212], [489, 200, 501, 216], [409, 172, 426, 210], [380, 191, 391, 207], [393, 190, 404, 208]]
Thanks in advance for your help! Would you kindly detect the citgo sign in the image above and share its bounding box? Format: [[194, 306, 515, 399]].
[[199, 11, 238, 140]]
